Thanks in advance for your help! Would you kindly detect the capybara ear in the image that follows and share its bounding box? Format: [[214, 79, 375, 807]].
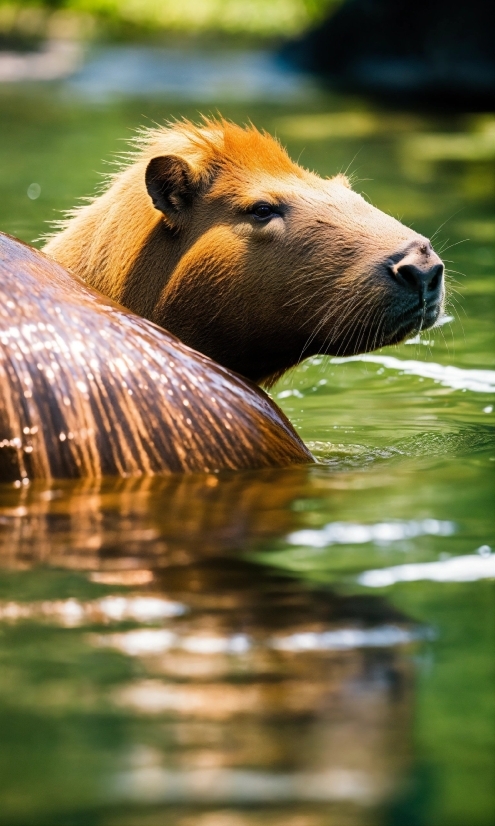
[[145, 155, 196, 225]]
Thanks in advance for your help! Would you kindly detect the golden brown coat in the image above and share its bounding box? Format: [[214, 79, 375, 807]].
[[44, 119, 445, 385]]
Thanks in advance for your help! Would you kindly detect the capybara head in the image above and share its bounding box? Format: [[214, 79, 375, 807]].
[[44, 118, 445, 385]]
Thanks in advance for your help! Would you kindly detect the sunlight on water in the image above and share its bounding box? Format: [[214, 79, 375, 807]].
[[111, 765, 379, 805], [287, 519, 456, 548], [91, 624, 419, 658], [359, 549, 495, 587], [332, 355, 495, 393]]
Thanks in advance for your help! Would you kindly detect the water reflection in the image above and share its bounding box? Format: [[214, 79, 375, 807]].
[[0, 473, 416, 824]]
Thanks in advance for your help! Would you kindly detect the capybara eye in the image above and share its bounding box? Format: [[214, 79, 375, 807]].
[[251, 203, 276, 221]]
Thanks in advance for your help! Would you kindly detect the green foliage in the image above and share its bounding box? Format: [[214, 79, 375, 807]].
[[0, 0, 338, 38]]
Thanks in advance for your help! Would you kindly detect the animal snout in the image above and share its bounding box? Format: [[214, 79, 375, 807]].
[[390, 244, 444, 299]]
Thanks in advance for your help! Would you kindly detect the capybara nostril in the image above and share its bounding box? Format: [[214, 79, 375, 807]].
[[393, 252, 444, 296], [426, 263, 444, 293]]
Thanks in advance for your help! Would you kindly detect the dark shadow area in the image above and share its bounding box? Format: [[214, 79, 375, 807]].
[[285, 0, 495, 110]]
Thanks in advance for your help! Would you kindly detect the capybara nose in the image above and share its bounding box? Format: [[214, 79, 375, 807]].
[[391, 247, 444, 297]]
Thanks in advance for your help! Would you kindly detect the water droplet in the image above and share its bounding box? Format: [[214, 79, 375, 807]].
[[27, 183, 41, 200]]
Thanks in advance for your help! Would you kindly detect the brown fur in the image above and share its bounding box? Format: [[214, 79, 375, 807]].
[[0, 233, 311, 481], [44, 118, 444, 385]]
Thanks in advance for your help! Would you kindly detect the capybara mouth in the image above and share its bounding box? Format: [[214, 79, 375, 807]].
[[326, 297, 443, 357], [383, 301, 443, 347]]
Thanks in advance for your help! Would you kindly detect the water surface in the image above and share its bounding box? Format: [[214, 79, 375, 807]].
[[0, 51, 494, 825]]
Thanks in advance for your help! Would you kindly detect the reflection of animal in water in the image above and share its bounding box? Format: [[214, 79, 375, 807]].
[[1, 120, 445, 480], [0, 474, 414, 817]]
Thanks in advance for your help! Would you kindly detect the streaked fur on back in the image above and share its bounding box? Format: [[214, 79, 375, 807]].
[[1, 231, 311, 479]]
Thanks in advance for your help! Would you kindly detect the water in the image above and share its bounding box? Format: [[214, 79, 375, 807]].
[[0, 46, 494, 826]]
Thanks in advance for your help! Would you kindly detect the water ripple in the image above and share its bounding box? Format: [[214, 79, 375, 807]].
[[359, 548, 495, 586], [332, 355, 495, 393], [287, 518, 456, 549]]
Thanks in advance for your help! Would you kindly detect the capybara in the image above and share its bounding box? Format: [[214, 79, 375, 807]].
[[44, 118, 445, 386], [0, 233, 311, 481], [0, 119, 445, 481]]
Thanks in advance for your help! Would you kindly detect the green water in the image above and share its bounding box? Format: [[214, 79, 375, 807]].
[[0, 66, 494, 826]]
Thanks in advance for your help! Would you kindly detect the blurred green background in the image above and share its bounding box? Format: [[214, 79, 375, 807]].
[[1, 0, 338, 40]]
